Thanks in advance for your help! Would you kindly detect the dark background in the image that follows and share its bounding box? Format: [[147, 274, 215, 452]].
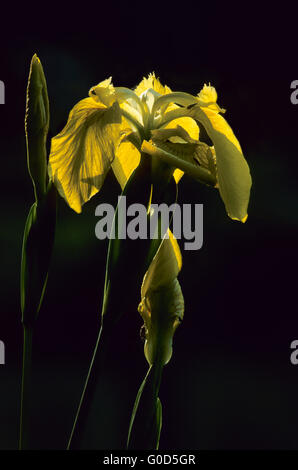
[[0, 3, 298, 450]]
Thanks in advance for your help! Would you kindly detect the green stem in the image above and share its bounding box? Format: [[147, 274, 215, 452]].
[[19, 325, 33, 450], [127, 361, 164, 450], [68, 156, 173, 449], [67, 320, 112, 450]]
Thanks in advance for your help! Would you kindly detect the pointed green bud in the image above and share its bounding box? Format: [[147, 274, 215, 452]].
[[20, 182, 56, 327], [25, 54, 50, 201]]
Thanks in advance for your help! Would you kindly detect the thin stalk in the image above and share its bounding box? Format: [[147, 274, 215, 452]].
[[19, 325, 33, 450], [127, 361, 164, 450], [67, 321, 112, 450], [68, 155, 170, 449]]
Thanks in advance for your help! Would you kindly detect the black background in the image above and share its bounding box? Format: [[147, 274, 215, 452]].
[[0, 2, 298, 450]]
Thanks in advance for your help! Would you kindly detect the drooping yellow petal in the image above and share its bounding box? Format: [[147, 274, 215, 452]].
[[188, 105, 252, 222], [112, 140, 141, 190], [48, 97, 122, 213], [200, 107, 241, 150]]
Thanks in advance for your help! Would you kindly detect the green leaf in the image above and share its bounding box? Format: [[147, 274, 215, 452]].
[[155, 398, 162, 450], [127, 367, 152, 449], [20, 183, 56, 326], [127, 363, 163, 450]]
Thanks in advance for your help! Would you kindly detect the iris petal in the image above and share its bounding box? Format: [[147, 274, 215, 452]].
[[112, 140, 141, 190], [188, 105, 252, 222], [134, 72, 172, 97], [48, 98, 122, 213], [197, 83, 225, 113]]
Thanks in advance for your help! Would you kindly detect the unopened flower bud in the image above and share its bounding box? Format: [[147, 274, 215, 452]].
[[25, 54, 49, 201]]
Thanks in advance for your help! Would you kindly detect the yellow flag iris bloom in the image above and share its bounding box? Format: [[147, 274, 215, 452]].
[[48, 74, 252, 221]]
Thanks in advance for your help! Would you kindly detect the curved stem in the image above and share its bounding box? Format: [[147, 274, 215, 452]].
[[19, 325, 33, 450]]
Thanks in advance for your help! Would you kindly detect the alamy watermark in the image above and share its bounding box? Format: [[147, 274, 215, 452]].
[[95, 197, 203, 251], [290, 340, 298, 365], [0, 340, 5, 365], [290, 80, 298, 104], [0, 80, 4, 104]]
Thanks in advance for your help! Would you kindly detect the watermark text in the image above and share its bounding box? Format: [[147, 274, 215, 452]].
[[95, 197, 203, 250], [0, 80, 4, 104], [0, 340, 5, 365], [290, 340, 298, 364], [290, 80, 298, 104]]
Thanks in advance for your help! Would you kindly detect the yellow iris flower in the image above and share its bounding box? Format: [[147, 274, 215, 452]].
[[48, 73, 252, 222], [48, 73, 252, 366]]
